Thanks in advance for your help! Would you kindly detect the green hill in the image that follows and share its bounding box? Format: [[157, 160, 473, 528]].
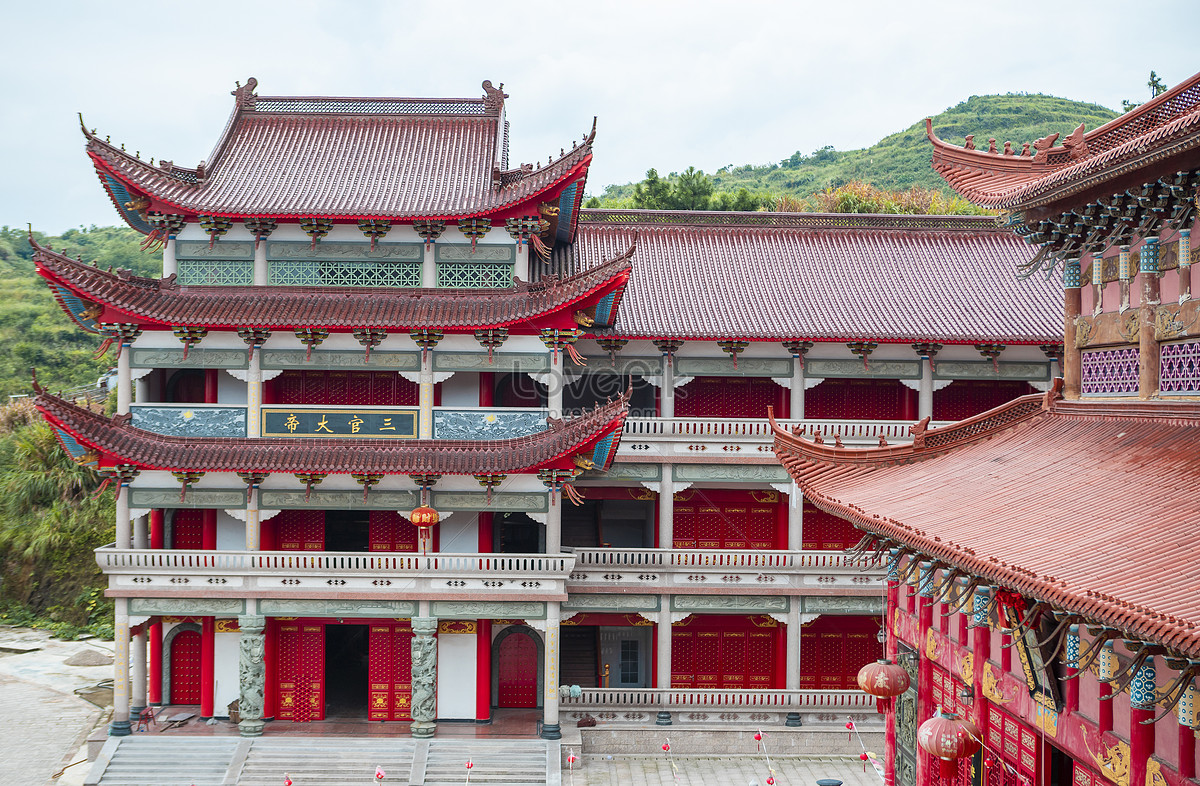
[[590, 93, 1120, 206]]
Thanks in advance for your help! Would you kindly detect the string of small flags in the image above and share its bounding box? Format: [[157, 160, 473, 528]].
[[566, 753, 578, 786], [662, 739, 680, 781], [846, 718, 885, 782], [753, 729, 777, 785]]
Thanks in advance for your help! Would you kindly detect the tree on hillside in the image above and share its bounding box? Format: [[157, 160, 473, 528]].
[[671, 167, 714, 211], [632, 169, 673, 210], [1123, 70, 1168, 112]]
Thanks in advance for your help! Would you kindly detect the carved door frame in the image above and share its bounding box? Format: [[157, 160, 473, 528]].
[[162, 621, 201, 705], [492, 625, 543, 708]]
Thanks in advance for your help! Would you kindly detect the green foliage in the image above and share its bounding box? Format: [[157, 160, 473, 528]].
[[0, 399, 114, 637], [0, 225, 154, 398], [807, 182, 992, 216], [589, 93, 1119, 209], [1123, 70, 1168, 113]]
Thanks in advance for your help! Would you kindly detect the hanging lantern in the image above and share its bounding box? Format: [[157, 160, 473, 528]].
[[917, 709, 981, 780], [857, 659, 910, 713], [409, 505, 440, 554]]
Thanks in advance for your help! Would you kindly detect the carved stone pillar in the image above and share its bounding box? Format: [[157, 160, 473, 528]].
[[785, 602, 801, 726], [411, 616, 438, 738], [541, 602, 561, 739], [656, 595, 672, 725], [237, 615, 267, 737]]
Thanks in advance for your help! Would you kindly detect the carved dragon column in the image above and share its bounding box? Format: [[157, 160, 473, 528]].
[[1138, 238, 1161, 399], [1062, 258, 1083, 399], [410, 616, 438, 739], [236, 615, 266, 737]]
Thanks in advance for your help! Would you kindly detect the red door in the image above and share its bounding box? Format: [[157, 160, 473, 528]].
[[799, 615, 882, 689], [673, 490, 782, 550], [368, 622, 414, 720], [172, 510, 203, 549], [169, 629, 201, 704], [496, 630, 538, 707], [276, 510, 325, 551], [277, 623, 325, 722], [368, 511, 418, 552], [671, 616, 782, 689]]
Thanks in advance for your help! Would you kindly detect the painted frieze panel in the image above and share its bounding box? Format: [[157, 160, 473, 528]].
[[130, 598, 245, 615], [259, 599, 416, 617], [128, 488, 247, 509], [267, 241, 423, 261], [672, 464, 789, 483], [802, 596, 884, 615], [671, 595, 788, 613], [177, 240, 255, 260], [1156, 301, 1200, 342], [804, 358, 921, 379], [432, 352, 550, 373], [581, 463, 661, 482], [430, 492, 548, 513], [260, 407, 418, 438], [258, 490, 419, 511], [432, 409, 546, 440], [1074, 311, 1139, 348], [131, 405, 246, 438], [932, 361, 1051, 381], [675, 357, 792, 378], [130, 347, 249, 370], [431, 601, 545, 619], [261, 350, 420, 371], [583, 356, 663, 377], [561, 594, 660, 612]]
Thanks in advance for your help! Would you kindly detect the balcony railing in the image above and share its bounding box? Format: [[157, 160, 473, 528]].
[[97, 547, 574, 600], [566, 548, 883, 593], [559, 688, 882, 726]]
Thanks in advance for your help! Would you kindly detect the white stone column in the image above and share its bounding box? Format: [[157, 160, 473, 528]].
[[789, 361, 805, 419], [918, 357, 933, 421], [657, 472, 673, 549], [545, 489, 562, 555], [130, 627, 147, 721], [547, 351, 564, 420], [110, 597, 132, 735], [134, 377, 148, 405], [541, 601, 561, 739], [163, 235, 177, 279], [660, 359, 675, 419], [132, 514, 148, 550], [422, 242, 437, 288], [788, 485, 803, 550], [515, 240, 530, 283], [253, 238, 268, 286], [246, 351, 263, 438], [785, 603, 802, 726], [116, 481, 132, 550], [245, 490, 261, 551], [419, 351, 434, 439], [117, 340, 132, 416], [656, 595, 672, 724]]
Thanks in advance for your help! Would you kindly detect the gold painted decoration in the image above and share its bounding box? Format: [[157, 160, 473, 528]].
[[981, 663, 1013, 704], [437, 620, 477, 635], [1034, 692, 1058, 738], [959, 652, 974, 688], [1085, 737, 1130, 786], [748, 490, 779, 503], [1146, 759, 1167, 786], [750, 615, 779, 628], [214, 619, 241, 633], [925, 629, 942, 662]]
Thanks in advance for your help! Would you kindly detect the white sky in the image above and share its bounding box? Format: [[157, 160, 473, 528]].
[[3, 0, 1197, 233]]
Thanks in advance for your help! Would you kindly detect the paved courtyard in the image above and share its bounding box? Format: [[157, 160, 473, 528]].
[[570, 755, 878, 785], [0, 671, 101, 786]]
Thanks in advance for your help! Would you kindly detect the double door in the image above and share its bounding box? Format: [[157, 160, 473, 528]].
[[368, 623, 415, 721]]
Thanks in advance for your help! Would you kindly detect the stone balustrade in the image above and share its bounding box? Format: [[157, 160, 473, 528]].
[[559, 688, 881, 727]]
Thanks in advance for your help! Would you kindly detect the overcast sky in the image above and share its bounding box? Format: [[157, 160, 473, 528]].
[[4, 0, 1197, 233]]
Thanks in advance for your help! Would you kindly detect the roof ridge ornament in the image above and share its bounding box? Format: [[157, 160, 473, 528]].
[[231, 77, 259, 109], [481, 80, 508, 113]]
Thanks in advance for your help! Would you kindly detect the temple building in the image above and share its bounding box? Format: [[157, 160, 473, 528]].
[[34, 77, 1061, 741], [774, 73, 1200, 785]]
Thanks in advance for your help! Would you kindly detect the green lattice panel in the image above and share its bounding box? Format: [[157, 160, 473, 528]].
[[436, 261, 514, 288], [267, 260, 422, 288], [177, 259, 254, 285]]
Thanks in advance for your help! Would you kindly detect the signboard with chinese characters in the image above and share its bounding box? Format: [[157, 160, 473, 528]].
[[261, 407, 419, 439]]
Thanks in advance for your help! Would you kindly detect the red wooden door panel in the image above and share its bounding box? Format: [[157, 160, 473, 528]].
[[368, 622, 414, 720], [172, 509, 203, 550], [277, 510, 325, 551], [277, 623, 325, 722], [674, 376, 785, 419], [671, 616, 783, 690], [673, 490, 781, 551], [496, 631, 538, 708], [368, 511, 418, 552], [799, 616, 882, 690], [747, 630, 774, 688], [169, 629, 201, 704]]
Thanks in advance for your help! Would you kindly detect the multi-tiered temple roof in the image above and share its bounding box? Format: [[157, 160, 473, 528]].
[[87, 78, 592, 241]]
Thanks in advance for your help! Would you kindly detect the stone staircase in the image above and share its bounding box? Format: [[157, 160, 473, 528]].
[[86, 736, 554, 786]]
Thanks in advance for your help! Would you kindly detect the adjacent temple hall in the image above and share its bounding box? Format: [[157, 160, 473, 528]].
[[775, 73, 1200, 785], [35, 78, 1062, 741]]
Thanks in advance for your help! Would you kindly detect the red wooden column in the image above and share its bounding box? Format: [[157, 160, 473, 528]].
[[476, 619, 492, 723], [149, 509, 164, 550], [478, 372, 495, 407], [478, 512, 493, 554], [263, 619, 277, 721], [915, 562, 935, 786], [1128, 655, 1157, 786], [201, 510, 217, 550], [200, 616, 216, 719], [883, 553, 900, 786], [148, 617, 163, 705], [1179, 715, 1196, 780], [204, 368, 219, 404], [1097, 641, 1114, 733]]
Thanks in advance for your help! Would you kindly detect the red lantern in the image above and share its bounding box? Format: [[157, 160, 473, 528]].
[[857, 659, 910, 713], [409, 506, 439, 554], [918, 709, 981, 780]]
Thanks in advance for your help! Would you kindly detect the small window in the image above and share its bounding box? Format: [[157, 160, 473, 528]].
[[620, 640, 640, 684]]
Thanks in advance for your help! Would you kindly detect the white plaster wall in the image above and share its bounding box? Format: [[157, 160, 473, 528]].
[[214, 631, 239, 716], [215, 510, 243, 551], [217, 371, 247, 404], [440, 372, 479, 407], [439, 513, 479, 553], [437, 632, 477, 720]]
